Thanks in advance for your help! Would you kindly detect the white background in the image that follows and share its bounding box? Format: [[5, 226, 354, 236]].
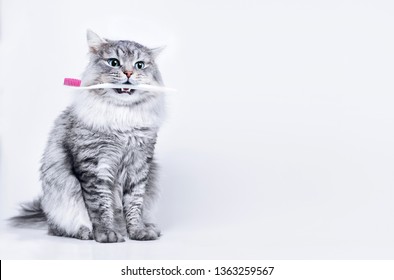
[[0, 0, 393, 259]]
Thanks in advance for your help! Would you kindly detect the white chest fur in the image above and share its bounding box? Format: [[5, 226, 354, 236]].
[[72, 90, 165, 131]]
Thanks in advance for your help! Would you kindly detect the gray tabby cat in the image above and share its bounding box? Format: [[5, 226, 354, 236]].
[[10, 30, 165, 243]]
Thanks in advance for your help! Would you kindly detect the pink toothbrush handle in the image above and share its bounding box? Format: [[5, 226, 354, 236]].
[[64, 78, 81, 87]]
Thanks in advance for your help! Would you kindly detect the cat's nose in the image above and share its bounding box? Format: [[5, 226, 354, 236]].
[[124, 71, 133, 78]]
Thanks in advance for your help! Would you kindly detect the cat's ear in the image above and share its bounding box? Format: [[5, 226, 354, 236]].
[[86, 29, 107, 53], [150, 46, 166, 59]]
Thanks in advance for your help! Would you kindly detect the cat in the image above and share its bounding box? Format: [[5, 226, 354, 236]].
[[9, 30, 166, 243]]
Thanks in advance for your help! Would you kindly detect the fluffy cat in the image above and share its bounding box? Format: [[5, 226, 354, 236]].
[[9, 30, 166, 243]]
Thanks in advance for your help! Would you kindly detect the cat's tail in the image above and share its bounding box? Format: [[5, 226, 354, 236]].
[[8, 198, 47, 228]]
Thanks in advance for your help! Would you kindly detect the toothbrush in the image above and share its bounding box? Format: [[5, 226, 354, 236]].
[[64, 78, 177, 93]]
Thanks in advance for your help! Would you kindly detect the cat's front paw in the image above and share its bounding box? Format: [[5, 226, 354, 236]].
[[93, 227, 125, 243], [128, 225, 161, 241]]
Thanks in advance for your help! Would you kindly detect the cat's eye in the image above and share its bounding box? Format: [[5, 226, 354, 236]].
[[134, 61, 145, 70], [107, 58, 121, 68]]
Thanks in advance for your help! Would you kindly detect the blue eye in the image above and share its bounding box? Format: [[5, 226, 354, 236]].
[[107, 58, 121, 67], [134, 61, 145, 69]]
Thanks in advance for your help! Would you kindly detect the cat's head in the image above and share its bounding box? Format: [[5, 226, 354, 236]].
[[81, 30, 164, 107]]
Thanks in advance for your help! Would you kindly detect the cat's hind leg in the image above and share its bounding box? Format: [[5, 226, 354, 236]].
[[48, 224, 93, 240], [41, 173, 93, 240], [40, 111, 94, 241]]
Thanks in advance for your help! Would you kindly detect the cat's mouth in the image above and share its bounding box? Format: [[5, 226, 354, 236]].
[[115, 88, 135, 95], [114, 81, 136, 95]]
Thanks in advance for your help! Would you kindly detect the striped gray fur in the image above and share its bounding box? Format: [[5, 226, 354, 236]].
[[9, 30, 166, 242]]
